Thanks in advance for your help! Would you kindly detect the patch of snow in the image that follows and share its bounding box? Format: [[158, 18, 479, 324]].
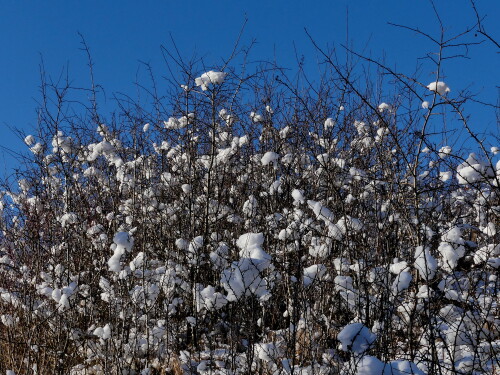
[[261, 151, 279, 166], [195, 71, 227, 90], [427, 81, 450, 95], [338, 323, 376, 353]]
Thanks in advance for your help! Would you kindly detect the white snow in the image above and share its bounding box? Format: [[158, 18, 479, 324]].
[[58, 293, 70, 311], [24, 135, 35, 146], [442, 226, 465, 245], [378, 102, 392, 112], [427, 81, 450, 95], [324, 117, 336, 130], [416, 285, 432, 299], [392, 271, 412, 293], [250, 112, 264, 123], [108, 232, 134, 272], [473, 244, 500, 266], [337, 323, 376, 353], [254, 342, 279, 362], [456, 154, 493, 184], [93, 324, 111, 340], [261, 151, 279, 166], [457, 165, 483, 184], [350, 356, 385, 375], [221, 233, 272, 301], [175, 238, 189, 250], [30, 142, 43, 154], [195, 71, 227, 90], [188, 236, 204, 255], [236, 233, 269, 262], [129, 252, 145, 272], [344, 356, 424, 375], [334, 276, 355, 292], [60, 212, 78, 227], [242, 195, 258, 217], [414, 246, 437, 280], [291, 189, 305, 204], [196, 285, 227, 311], [439, 171, 452, 182], [113, 232, 134, 250], [389, 260, 408, 275], [438, 146, 452, 159], [164, 116, 189, 130], [303, 264, 327, 286]]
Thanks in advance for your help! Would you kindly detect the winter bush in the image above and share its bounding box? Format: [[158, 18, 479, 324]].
[[0, 20, 499, 375]]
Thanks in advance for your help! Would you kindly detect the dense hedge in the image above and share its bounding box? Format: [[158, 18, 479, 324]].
[[0, 58, 498, 375]]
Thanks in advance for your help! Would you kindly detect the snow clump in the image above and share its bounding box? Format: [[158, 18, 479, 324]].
[[378, 102, 392, 112], [221, 233, 272, 301], [195, 71, 227, 90], [414, 246, 437, 280], [337, 323, 376, 353], [427, 81, 450, 95], [108, 232, 134, 272], [261, 151, 279, 166]]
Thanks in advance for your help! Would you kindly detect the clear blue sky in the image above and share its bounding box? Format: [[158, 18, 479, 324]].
[[1, 1, 498, 178]]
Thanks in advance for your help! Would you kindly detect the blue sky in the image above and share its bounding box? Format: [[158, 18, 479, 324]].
[[0, 0, 498, 178]]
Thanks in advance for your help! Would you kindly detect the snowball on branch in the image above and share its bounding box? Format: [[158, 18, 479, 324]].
[[427, 81, 450, 95], [195, 71, 227, 90]]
